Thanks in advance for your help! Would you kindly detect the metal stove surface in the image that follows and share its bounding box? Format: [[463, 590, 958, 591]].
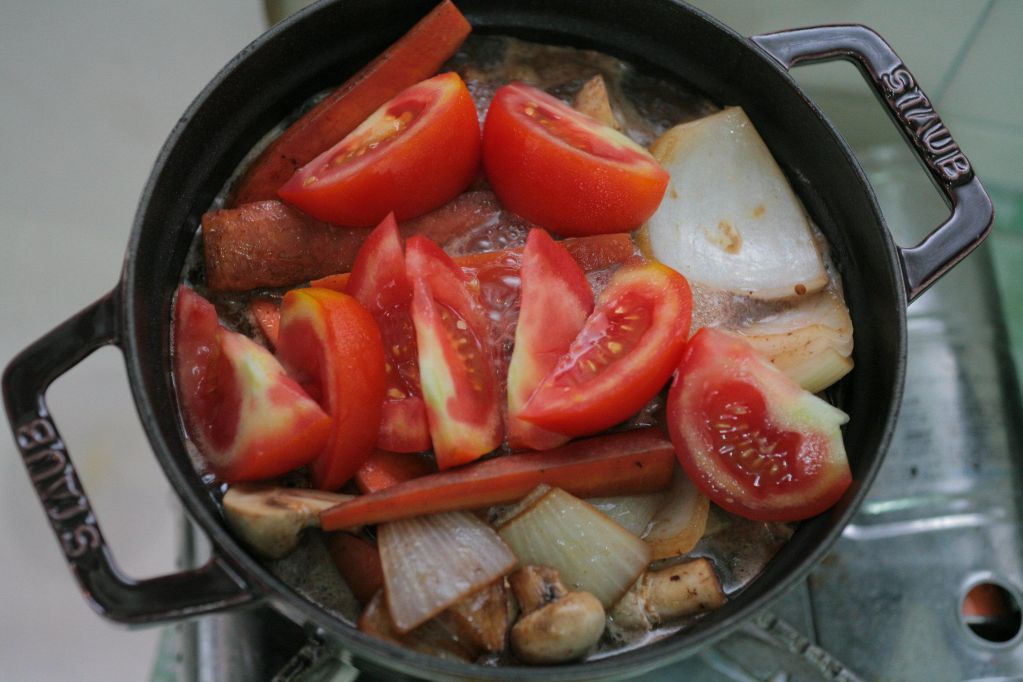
[[162, 148, 1023, 682]]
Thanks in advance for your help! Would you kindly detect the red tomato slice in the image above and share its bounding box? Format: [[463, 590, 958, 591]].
[[278, 72, 481, 227], [506, 229, 594, 450], [406, 235, 502, 468], [482, 82, 669, 237], [172, 287, 330, 482], [519, 259, 692, 437], [667, 328, 851, 522], [347, 214, 430, 452], [276, 288, 387, 490]]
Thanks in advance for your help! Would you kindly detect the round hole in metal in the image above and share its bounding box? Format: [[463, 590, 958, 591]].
[[961, 579, 1022, 645]]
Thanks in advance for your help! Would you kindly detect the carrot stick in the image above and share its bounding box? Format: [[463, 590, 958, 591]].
[[203, 201, 368, 292], [231, 1, 471, 205], [311, 233, 636, 292], [320, 429, 674, 530], [203, 191, 518, 293], [326, 533, 384, 607]]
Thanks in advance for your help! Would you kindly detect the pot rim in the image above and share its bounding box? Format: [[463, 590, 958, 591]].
[[119, 1, 906, 679]]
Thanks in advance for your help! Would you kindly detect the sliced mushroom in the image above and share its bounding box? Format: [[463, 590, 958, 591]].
[[610, 558, 726, 631], [222, 484, 353, 559], [573, 74, 621, 130], [509, 565, 606, 665]]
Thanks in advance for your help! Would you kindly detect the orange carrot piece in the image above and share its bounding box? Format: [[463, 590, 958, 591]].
[[311, 233, 636, 292], [203, 201, 369, 291], [249, 298, 281, 349], [355, 450, 436, 494], [231, 1, 471, 205], [321, 429, 674, 530], [327, 533, 385, 607], [398, 190, 508, 245]]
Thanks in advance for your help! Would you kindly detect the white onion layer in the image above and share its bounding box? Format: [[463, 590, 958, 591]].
[[378, 511, 516, 634], [642, 107, 828, 300], [642, 466, 709, 560], [738, 289, 854, 392], [498, 487, 651, 607], [587, 491, 668, 537]]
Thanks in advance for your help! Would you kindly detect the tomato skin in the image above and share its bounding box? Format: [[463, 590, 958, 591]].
[[276, 288, 387, 490], [172, 287, 330, 482], [667, 328, 851, 522], [482, 82, 669, 237], [278, 72, 481, 227], [346, 214, 430, 452], [506, 229, 594, 450], [520, 259, 692, 437], [406, 236, 502, 468]]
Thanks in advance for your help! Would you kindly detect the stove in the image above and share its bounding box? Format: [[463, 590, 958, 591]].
[[155, 140, 1023, 682]]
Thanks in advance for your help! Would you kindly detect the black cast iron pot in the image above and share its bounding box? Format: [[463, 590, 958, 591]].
[[3, 1, 994, 679]]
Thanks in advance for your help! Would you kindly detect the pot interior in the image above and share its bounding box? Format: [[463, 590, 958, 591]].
[[120, 0, 906, 678]]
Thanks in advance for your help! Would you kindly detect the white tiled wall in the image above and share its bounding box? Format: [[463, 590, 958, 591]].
[[1, 2, 1018, 681]]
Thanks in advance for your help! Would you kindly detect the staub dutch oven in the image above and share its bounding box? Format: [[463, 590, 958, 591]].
[[3, 0, 994, 680]]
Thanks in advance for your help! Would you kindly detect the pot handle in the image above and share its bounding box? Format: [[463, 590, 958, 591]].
[[2, 290, 255, 624], [751, 25, 994, 302]]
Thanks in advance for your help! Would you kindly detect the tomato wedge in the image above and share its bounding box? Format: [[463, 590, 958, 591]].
[[347, 214, 430, 452], [520, 259, 692, 437], [231, 0, 471, 205], [276, 288, 386, 490], [506, 229, 594, 450], [482, 82, 669, 237], [667, 328, 851, 522], [279, 72, 481, 227], [172, 287, 330, 482], [406, 236, 502, 468]]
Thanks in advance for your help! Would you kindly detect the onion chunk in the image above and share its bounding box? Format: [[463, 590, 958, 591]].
[[498, 486, 651, 607], [737, 288, 854, 392], [642, 107, 827, 300], [642, 466, 709, 560], [378, 511, 516, 633]]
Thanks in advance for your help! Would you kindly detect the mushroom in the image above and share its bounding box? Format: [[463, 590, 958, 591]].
[[509, 565, 606, 665], [222, 484, 352, 559], [610, 557, 726, 631], [573, 75, 622, 130]]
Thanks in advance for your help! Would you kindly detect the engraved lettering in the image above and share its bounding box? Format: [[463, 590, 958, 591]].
[[16, 418, 57, 449], [26, 448, 67, 483], [50, 500, 90, 522], [17, 417, 100, 564], [896, 90, 929, 111], [904, 108, 938, 128], [922, 124, 954, 154], [40, 470, 82, 506], [882, 67, 915, 96], [937, 152, 971, 182], [882, 63, 971, 186], [62, 524, 101, 558]]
